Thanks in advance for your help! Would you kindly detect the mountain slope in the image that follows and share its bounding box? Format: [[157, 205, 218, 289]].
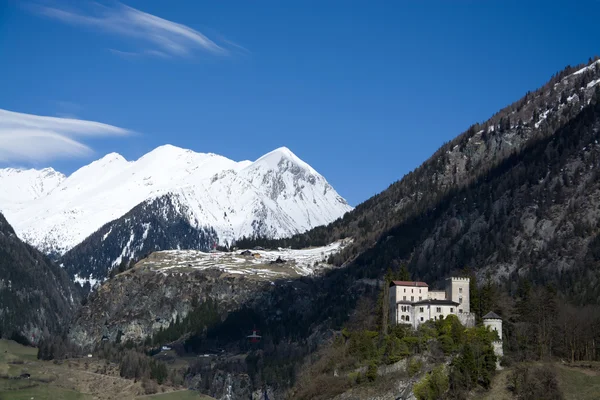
[[240, 59, 600, 264], [0, 167, 65, 208], [60, 194, 219, 284], [353, 94, 600, 302], [0, 146, 351, 256], [0, 212, 79, 342]]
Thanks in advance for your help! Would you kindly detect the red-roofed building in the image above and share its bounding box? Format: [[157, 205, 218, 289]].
[[389, 278, 472, 328], [390, 280, 428, 287]]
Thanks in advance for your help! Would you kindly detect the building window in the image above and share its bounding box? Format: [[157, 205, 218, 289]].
[[450, 308, 454, 312], [403, 296, 406, 301], [411, 296, 414, 302], [419, 289, 421, 293], [419, 296, 422, 301], [412, 289, 414, 293], [459, 287, 462, 293], [401, 315, 405, 321], [436, 307, 441, 313], [404, 288, 406, 293], [459, 296, 463, 304], [420, 317, 424, 321], [406, 315, 410, 322], [459, 309, 463, 313]]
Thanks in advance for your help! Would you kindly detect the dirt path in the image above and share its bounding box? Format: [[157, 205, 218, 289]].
[[480, 368, 512, 400]]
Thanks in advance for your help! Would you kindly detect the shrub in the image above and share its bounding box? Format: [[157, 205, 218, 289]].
[[408, 358, 423, 376], [508, 365, 563, 400], [366, 361, 377, 382], [142, 378, 159, 395], [413, 365, 449, 400]]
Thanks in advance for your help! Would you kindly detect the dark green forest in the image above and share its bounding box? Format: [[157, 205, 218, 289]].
[[0, 212, 79, 341]]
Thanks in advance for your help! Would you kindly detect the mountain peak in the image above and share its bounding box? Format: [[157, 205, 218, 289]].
[[99, 152, 126, 163], [251, 146, 317, 174], [0, 143, 351, 255], [142, 144, 195, 158]]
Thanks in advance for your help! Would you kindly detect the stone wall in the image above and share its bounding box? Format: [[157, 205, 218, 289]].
[[458, 312, 476, 328]]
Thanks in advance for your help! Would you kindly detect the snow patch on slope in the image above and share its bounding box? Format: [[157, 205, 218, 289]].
[[572, 59, 600, 76], [141, 240, 350, 278]]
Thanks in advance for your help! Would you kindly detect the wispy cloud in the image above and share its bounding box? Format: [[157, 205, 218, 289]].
[[108, 48, 169, 59], [0, 109, 131, 163], [31, 1, 237, 58]]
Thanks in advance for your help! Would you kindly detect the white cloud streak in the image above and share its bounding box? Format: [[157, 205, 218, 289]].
[[0, 109, 131, 163], [33, 2, 231, 58]]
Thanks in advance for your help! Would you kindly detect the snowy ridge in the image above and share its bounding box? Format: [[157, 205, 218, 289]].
[[0, 167, 65, 208], [0, 145, 352, 255], [140, 240, 350, 278], [572, 59, 600, 76]]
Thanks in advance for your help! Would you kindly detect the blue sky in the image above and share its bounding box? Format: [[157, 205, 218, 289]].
[[0, 0, 599, 206]]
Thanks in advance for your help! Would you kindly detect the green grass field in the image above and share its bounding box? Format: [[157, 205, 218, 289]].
[[483, 363, 600, 400], [555, 364, 600, 400], [137, 390, 213, 399], [0, 339, 215, 400], [0, 339, 93, 400]]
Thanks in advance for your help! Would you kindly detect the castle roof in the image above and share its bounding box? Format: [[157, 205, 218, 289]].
[[412, 299, 459, 306], [390, 280, 428, 287], [482, 311, 502, 320]]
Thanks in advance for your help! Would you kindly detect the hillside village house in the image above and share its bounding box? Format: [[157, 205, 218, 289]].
[[389, 277, 474, 328]]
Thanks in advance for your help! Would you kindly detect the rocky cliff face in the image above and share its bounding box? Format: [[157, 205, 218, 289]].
[[69, 240, 349, 348], [187, 370, 278, 400], [69, 265, 272, 348]]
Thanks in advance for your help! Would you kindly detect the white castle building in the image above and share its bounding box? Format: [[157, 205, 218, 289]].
[[389, 277, 474, 328]]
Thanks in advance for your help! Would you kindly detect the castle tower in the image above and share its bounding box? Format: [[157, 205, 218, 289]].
[[483, 311, 503, 369], [482, 311, 502, 341], [445, 277, 470, 313]]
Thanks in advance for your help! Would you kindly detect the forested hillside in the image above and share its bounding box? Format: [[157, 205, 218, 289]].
[[60, 195, 219, 285], [238, 59, 600, 301], [0, 212, 79, 343], [238, 58, 600, 285]]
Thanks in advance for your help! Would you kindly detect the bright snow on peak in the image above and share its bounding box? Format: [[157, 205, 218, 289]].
[[0, 167, 65, 208], [0, 145, 352, 255], [249, 146, 318, 174]]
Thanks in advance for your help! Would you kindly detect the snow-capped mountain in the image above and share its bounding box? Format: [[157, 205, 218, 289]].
[[0, 167, 65, 206], [0, 145, 352, 258]]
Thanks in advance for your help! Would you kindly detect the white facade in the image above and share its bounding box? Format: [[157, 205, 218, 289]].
[[445, 277, 470, 314], [412, 302, 458, 327], [390, 278, 471, 329], [428, 291, 446, 300], [483, 312, 504, 369], [483, 318, 502, 341], [390, 282, 429, 304]]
